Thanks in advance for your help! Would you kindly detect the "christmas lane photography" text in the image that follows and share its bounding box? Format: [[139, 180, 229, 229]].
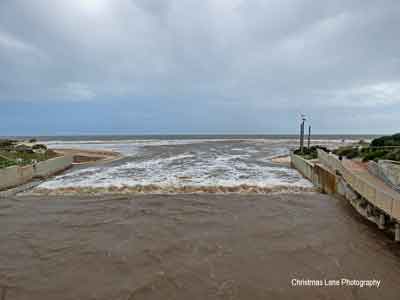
[[291, 278, 381, 288]]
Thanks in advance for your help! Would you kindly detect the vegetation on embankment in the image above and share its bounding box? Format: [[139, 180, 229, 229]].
[[0, 139, 58, 169], [0, 150, 59, 167], [370, 133, 400, 147], [333, 133, 400, 162], [293, 146, 330, 160], [0, 156, 17, 168]]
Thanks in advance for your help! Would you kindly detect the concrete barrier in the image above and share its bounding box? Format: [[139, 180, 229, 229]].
[[314, 164, 337, 194], [290, 153, 337, 194], [0, 155, 72, 191], [317, 149, 344, 173], [293, 150, 399, 219], [368, 160, 400, 192], [289, 149, 400, 237], [392, 200, 400, 221], [34, 155, 73, 178], [317, 149, 399, 220], [376, 190, 394, 215], [290, 153, 314, 181], [0, 165, 34, 190]]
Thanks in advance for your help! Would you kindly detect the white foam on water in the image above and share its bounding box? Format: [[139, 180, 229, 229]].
[[37, 138, 359, 192], [39, 150, 312, 190], [33, 139, 362, 190]]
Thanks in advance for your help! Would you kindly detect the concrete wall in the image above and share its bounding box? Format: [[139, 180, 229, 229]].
[[34, 155, 73, 178], [378, 160, 400, 190], [317, 149, 400, 221], [0, 155, 72, 191], [0, 165, 34, 190], [290, 153, 314, 181], [290, 153, 337, 194], [317, 149, 344, 174], [367, 161, 380, 178], [313, 164, 336, 194], [294, 149, 400, 221]]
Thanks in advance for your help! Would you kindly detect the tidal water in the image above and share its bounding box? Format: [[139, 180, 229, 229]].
[[34, 135, 366, 193]]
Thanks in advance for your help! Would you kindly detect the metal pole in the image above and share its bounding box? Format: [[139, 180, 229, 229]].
[[299, 115, 306, 153], [307, 125, 311, 150], [299, 124, 302, 150], [300, 121, 304, 153]]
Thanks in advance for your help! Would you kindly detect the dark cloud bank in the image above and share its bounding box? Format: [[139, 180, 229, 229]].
[[1, 0, 399, 135]]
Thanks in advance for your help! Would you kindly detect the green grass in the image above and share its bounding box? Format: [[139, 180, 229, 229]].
[[0, 150, 59, 169], [333, 146, 400, 162], [0, 157, 17, 169]]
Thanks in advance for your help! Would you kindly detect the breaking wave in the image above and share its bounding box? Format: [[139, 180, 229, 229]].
[[33, 137, 353, 195], [33, 184, 316, 195]]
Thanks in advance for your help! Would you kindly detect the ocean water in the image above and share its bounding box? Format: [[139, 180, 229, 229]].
[[35, 135, 366, 193]]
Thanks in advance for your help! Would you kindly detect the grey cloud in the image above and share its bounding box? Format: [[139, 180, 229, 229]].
[[1, 0, 400, 133]]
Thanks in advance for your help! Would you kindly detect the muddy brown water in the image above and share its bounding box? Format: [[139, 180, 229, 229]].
[[1, 192, 400, 299]]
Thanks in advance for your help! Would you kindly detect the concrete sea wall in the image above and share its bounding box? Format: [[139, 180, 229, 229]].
[[290, 153, 337, 194], [34, 155, 73, 178], [317, 149, 400, 221], [292, 150, 400, 240], [0, 155, 72, 190], [290, 154, 314, 181], [0, 165, 34, 191]]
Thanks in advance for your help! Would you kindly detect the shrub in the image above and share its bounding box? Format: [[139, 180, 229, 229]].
[[371, 133, 400, 147], [0, 157, 16, 168], [0, 139, 17, 149], [380, 149, 400, 161], [294, 145, 330, 160], [333, 147, 360, 159], [362, 150, 390, 162]]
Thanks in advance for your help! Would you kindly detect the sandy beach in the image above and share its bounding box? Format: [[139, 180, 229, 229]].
[[1, 192, 400, 300]]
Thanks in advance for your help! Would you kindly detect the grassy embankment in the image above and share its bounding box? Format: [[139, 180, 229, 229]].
[[0, 140, 58, 168], [0, 150, 59, 169], [293, 134, 400, 162], [293, 146, 330, 160], [334, 134, 400, 162]]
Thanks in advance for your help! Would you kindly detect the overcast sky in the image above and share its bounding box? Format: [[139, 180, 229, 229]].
[[1, 0, 400, 135]]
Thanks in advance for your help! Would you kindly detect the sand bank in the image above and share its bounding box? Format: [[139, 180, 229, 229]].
[[271, 155, 291, 165]]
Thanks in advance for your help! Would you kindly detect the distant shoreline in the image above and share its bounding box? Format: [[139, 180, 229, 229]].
[[0, 134, 380, 142]]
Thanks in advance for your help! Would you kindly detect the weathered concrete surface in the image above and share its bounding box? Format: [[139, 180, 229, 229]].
[[34, 155, 73, 178], [368, 160, 400, 191], [1, 193, 400, 300], [290, 154, 336, 194], [317, 150, 400, 221], [290, 154, 314, 181], [0, 155, 72, 191], [0, 165, 34, 190], [313, 163, 337, 194]]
